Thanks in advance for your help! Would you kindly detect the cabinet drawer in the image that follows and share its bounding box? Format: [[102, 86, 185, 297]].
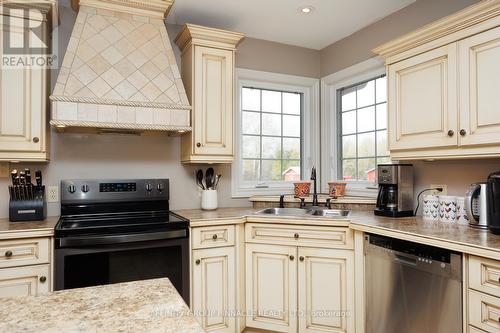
[[245, 223, 353, 249], [469, 290, 500, 333], [0, 264, 50, 298], [0, 238, 50, 269], [192, 225, 235, 249], [469, 326, 488, 333], [470, 255, 500, 298]]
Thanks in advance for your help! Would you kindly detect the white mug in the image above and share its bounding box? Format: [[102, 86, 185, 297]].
[[423, 194, 439, 221], [439, 196, 457, 222], [456, 196, 470, 225], [201, 190, 218, 210]]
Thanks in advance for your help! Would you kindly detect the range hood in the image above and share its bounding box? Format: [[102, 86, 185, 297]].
[[50, 0, 191, 134]]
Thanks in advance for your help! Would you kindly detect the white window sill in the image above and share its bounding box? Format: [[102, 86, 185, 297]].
[[249, 194, 376, 205]]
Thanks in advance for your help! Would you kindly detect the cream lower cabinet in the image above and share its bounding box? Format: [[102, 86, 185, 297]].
[[0, 264, 50, 297], [245, 244, 354, 333]]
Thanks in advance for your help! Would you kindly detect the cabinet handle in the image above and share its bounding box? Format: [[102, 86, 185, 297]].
[[5, 250, 12, 258], [195, 259, 201, 265], [460, 129, 467, 136], [294, 233, 299, 239], [33, 137, 39, 143], [212, 234, 218, 240], [447, 130, 454, 137], [289, 255, 295, 261], [39, 276, 47, 283], [299, 256, 305, 262], [196, 142, 202, 147]]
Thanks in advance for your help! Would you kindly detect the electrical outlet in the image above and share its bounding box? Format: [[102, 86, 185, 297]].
[[47, 186, 59, 203], [430, 184, 447, 195]]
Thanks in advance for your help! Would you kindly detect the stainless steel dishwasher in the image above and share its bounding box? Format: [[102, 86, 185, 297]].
[[365, 234, 462, 333]]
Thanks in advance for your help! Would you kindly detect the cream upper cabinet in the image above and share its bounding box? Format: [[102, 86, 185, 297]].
[[297, 248, 354, 333], [175, 24, 244, 164], [245, 243, 298, 333], [192, 246, 236, 333], [459, 26, 500, 147], [0, 5, 51, 161], [387, 43, 458, 151]]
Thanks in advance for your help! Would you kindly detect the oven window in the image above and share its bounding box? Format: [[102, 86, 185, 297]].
[[63, 246, 183, 294]]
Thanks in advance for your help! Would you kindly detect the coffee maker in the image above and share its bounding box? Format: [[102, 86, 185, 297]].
[[487, 171, 500, 235], [374, 164, 414, 217]]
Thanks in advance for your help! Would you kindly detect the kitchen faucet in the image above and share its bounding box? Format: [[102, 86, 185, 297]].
[[311, 167, 318, 207]]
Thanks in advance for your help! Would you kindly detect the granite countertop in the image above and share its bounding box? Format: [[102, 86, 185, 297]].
[[0, 216, 58, 238], [0, 278, 204, 333]]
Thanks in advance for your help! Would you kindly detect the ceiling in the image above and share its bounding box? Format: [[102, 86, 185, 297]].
[[167, 0, 416, 50]]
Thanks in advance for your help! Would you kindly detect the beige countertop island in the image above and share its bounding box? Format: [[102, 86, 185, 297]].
[[0, 278, 204, 333]]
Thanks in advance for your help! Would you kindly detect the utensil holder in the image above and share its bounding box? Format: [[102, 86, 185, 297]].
[[201, 189, 218, 210], [9, 186, 47, 222]]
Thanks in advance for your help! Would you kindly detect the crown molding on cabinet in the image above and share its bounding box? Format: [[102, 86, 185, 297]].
[[373, 0, 500, 64], [72, 0, 173, 18], [174, 23, 245, 52]]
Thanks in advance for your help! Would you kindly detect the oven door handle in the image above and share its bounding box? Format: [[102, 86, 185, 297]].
[[57, 229, 187, 247]]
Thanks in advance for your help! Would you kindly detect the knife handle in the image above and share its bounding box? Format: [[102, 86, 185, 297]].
[[35, 170, 42, 187]]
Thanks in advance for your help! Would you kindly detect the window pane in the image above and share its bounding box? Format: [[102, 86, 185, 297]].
[[262, 137, 281, 159], [376, 77, 387, 103], [357, 132, 375, 157], [377, 157, 391, 166], [357, 106, 375, 132], [283, 93, 300, 115], [283, 138, 300, 159], [341, 86, 356, 111], [377, 130, 388, 156], [283, 115, 300, 137], [242, 88, 260, 111], [282, 160, 301, 180], [376, 103, 387, 130], [242, 136, 260, 158], [342, 135, 356, 158], [262, 160, 282, 181], [262, 90, 281, 113], [242, 160, 260, 181], [357, 80, 375, 108], [358, 158, 376, 181], [261, 113, 281, 136], [242, 111, 260, 135], [342, 159, 356, 181], [342, 111, 356, 135]]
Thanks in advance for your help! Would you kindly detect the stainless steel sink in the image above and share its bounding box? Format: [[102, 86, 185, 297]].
[[255, 207, 350, 218]]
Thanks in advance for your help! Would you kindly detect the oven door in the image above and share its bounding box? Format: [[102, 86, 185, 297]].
[[55, 232, 189, 305]]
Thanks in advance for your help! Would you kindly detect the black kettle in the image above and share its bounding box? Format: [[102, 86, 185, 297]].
[[487, 171, 500, 235]]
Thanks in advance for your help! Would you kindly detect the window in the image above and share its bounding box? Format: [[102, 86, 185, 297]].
[[241, 87, 302, 182], [232, 69, 320, 198], [338, 75, 390, 182]]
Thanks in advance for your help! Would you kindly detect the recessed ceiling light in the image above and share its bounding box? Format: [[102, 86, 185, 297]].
[[298, 5, 314, 14]]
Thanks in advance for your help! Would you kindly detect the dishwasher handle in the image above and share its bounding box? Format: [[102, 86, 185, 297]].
[[394, 253, 417, 267]]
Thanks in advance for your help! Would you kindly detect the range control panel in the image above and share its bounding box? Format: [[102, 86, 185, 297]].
[[61, 179, 169, 203]]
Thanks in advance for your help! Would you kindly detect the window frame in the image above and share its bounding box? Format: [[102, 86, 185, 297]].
[[232, 68, 320, 198], [320, 58, 387, 197]]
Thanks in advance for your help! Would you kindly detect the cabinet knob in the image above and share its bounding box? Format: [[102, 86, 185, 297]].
[[195, 259, 201, 265], [5, 250, 12, 258], [294, 233, 299, 239], [196, 142, 202, 147], [289, 255, 295, 261], [447, 130, 454, 137], [212, 234, 218, 240], [299, 256, 305, 262], [460, 129, 467, 136], [39, 276, 47, 283], [33, 137, 39, 143]]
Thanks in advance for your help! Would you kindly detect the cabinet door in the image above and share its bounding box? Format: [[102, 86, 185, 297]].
[[388, 43, 458, 151], [0, 22, 45, 153], [459, 26, 500, 147], [193, 46, 233, 156], [245, 243, 297, 333], [192, 247, 236, 333], [0, 264, 50, 298], [297, 248, 354, 333]]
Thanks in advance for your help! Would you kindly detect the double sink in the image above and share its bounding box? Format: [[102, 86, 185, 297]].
[[255, 207, 350, 218]]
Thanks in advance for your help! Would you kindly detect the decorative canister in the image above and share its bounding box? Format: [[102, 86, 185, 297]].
[[201, 190, 218, 210], [439, 196, 457, 222], [328, 182, 347, 197], [422, 194, 439, 221], [293, 182, 311, 198], [456, 196, 470, 225]]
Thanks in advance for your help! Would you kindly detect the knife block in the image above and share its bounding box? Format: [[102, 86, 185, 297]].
[[9, 186, 47, 222]]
